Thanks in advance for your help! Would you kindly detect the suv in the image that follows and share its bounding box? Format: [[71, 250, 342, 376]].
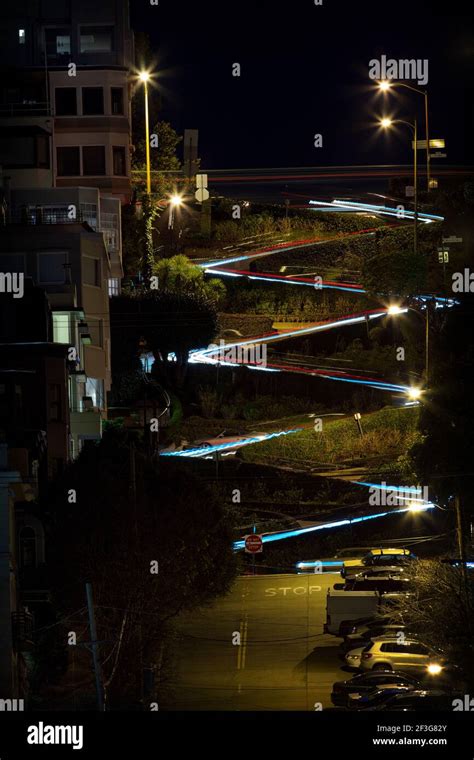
[[360, 638, 444, 674]]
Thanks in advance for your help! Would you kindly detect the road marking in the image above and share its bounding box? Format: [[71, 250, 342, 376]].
[[236, 616, 248, 670], [264, 585, 322, 596]]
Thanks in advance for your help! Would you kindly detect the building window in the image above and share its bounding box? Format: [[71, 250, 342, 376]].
[[53, 312, 71, 344], [82, 145, 105, 176], [112, 146, 126, 176], [38, 252, 67, 283], [79, 203, 98, 229], [57, 146, 80, 176], [83, 256, 100, 287], [80, 25, 114, 53], [55, 87, 77, 116], [108, 278, 120, 297], [18, 29, 25, 45], [49, 383, 62, 421], [111, 87, 124, 115], [37, 134, 50, 167], [0, 254, 25, 273], [45, 28, 71, 59], [19, 527, 36, 568], [82, 87, 104, 115]]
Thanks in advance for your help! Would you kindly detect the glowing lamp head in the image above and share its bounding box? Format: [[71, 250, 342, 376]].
[[380, 117, 393, 129], [379, 81, 391, 92], [170, 194, 183, 207], [407, 502, 425, 513], [427, 663, 443, 676], [138, 71, 150, 83], [387, 304, 404, 315], [407, 387, 423, 401]]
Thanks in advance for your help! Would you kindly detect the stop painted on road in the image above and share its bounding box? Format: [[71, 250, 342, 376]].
[[264, 585, 322, 596]]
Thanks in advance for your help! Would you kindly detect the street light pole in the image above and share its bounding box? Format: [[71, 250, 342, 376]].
[[377, 81, 430, 191], [379, 117, 417, 256], [144, 78, 151, 195], [138, 71, 152, 194]]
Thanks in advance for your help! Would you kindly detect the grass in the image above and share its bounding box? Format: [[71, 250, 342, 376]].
[[239, 406, 420, 469]]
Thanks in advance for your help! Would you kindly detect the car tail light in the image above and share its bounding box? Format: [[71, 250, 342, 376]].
[[362, 653, 373, 659]]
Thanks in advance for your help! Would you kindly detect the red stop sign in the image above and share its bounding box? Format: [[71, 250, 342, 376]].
[[245, 534, 263, 554]]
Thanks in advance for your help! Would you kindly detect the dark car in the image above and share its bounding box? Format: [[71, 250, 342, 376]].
[[373, 689, 457, 711], [331, 670, 420, 707], [348, 685, 415, 710], [339, 615, 390, 639]]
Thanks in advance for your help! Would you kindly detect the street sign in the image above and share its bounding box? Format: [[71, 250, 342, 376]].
[[405, 185, 415, 198], [412, 138, 445, 150], [443, 236, 463, 244], [195, 187, 210, 202], [438, 249, 449, 264], [196, 173, 208, 189], [245, 534, 263, 554], [430, 152, 447, 159]]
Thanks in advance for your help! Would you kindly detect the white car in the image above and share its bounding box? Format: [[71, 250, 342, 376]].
[[359, 638, 445, 674]]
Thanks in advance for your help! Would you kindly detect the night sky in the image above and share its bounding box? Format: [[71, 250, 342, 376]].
[[131, 0, 474, 170]]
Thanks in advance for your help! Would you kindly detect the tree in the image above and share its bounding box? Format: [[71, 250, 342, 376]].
[[391, 560, 473, 690], [47, 428, 237, 707], [110, 288, 219, 387], [153, 255, 226, 306], [362, 248, 428, 296]]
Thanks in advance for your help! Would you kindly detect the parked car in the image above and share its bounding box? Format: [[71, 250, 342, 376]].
[[348, 684, 415, 709], [344, 566, 406, 583], [342, 624, 408, 652], [341, 548, 416, 577], [343, 575, 412, 593], [331, 670, 421, 707], [359, 638, 445, 674], [296, 547, 372, 574], [368, 689, 457, 711]]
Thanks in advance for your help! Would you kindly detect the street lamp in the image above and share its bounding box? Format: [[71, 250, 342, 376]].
[[407, 386, 423, 402], [379, 117, 418, 257], [168, 193, 183, 230], [377, 80, 431, 191], [138, 70, 152, 194]]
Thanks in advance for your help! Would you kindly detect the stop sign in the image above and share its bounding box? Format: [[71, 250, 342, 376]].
[[244, 534, 263, 554]]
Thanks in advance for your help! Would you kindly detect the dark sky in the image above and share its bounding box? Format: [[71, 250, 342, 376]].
[[131, 0, 474, 170]]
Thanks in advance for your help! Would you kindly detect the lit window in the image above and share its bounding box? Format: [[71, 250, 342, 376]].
[[108, 278, 120, 297], [18, 29, 25, 45]]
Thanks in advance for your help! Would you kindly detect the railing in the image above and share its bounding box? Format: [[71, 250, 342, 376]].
[[0, 103, 53, 117], [5, 209, 92, 226]]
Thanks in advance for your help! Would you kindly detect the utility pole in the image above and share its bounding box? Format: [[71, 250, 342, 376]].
[[454, 493, 470, 599], [413, 118, 418, 257], [85, 583, 105, 711]]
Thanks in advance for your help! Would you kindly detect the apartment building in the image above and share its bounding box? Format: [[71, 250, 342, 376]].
[[0, 0, 134, 202]]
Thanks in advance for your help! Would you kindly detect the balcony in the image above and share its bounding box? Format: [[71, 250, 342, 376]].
[[0, 103, 53, 118]]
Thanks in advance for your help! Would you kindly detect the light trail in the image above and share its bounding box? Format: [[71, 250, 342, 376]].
[[159, 427, 303, 458], [205, 267, 366, 293], [199, 228, 380, 269], [309, 199, 444, 224], [233, 503, 434, 551]]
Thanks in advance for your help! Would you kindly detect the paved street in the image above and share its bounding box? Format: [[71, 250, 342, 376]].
[[162, 573, 344, 711]]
